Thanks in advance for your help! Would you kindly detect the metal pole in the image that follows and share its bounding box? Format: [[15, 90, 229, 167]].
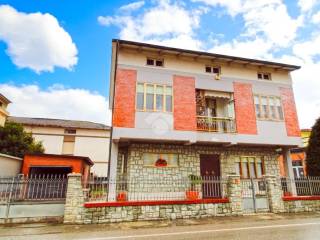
[[5, 177, 15, 221]]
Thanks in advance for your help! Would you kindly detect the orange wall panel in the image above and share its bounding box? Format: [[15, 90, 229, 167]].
[[22, 155, 84, 175], [280, 87, 300, 137], [173, 75, 197, 131], [113, 68, 137, 128], [233, 82, 257, 135]]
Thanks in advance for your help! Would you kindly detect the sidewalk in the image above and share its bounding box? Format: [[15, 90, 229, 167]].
[[0, 213, 320, 240]]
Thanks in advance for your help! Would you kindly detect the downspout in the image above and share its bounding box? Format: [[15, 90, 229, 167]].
[[107, 40, 119, 178]]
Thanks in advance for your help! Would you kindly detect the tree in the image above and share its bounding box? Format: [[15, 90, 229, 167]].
[[0, 121, 44, 158], [306, 117, 320, 176]]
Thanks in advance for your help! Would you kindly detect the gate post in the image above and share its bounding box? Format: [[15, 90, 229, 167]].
[[227, 174, 243, 215], [264, 175, 284, 213], [64, 173, 85, 224]]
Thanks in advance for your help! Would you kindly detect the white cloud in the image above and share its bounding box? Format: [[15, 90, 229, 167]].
[[98, 0, 206, 50], [312, 10, 320, 22], [0, 84, 110, 125], [0, 5, 78, 73], [298, 0, 319, 12], [119, 1, 145, 12]]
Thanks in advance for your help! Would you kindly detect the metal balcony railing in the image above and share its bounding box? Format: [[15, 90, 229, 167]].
[[196, 116, 236, 133]]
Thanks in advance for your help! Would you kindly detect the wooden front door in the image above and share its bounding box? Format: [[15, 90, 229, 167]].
[[200, 154, 221, 198]]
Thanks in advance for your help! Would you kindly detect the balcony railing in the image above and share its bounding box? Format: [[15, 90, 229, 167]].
[[196, 116, 236, 133]]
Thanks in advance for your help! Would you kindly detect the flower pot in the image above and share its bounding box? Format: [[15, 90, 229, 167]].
[[117, 192, 127, 202], [186, 190, 199, 200], [284, 191, 292, 197]]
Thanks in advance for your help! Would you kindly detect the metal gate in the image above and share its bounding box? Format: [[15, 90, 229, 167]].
[[241, 178, 270, 213]]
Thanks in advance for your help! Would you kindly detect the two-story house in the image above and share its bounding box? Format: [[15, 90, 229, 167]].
[[107, 39, 301, 201]]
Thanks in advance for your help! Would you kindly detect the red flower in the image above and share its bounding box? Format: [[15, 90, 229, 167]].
[[155, 158, 167, 167]]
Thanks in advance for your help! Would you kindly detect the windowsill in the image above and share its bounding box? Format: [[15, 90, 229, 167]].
[[256, 118, 284, 122]]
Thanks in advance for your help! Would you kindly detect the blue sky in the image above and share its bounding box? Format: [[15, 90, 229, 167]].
[[0, 0, 320, 128]]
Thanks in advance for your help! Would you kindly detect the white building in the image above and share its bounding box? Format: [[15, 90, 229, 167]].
[[8, 116, 110, 176]]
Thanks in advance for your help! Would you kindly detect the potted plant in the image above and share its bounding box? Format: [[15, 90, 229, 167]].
[[186, 174, 202, 200], [117, 191, 127, 201], [283, 191, 292, 197], [155, 158, 168, 167]]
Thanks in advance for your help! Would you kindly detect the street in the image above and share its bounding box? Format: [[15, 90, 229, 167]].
[[0, 213, 320, 240]]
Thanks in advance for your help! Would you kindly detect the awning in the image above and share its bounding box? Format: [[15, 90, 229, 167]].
[[204, 90, 231, 99]]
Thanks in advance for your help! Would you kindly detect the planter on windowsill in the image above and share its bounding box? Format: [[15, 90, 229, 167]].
[[155, 158, 167, 167], [284, 191, 292, 197]]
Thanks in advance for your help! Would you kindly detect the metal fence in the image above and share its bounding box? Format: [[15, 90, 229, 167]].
[[0, 174, 67, 203], [85, 176, 228, 203], [196, 116, 236, 133], [281, 176, 320, 196]]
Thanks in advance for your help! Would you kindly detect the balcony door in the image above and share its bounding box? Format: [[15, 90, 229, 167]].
[[200, 154, 221, 198]]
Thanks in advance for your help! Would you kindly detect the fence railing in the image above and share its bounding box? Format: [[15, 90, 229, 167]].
[[196, 116, 236, 133], [84, 176, 228, 203], [0, 174, 67, 203], [281, 176, 320, 196]]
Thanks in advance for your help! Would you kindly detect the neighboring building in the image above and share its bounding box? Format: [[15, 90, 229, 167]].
[[8, 117, 110, 176], [0, 93, 11, 127], [0, 153, 22, 177], [279, 128, 311, 178], [107, 39, 302, 200]]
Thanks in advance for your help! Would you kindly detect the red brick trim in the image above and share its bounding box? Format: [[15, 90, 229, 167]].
[[113, 68, 137, 128], [173, 75, 197, 131], [84, 198, 229, 208], [283, 196, 320, 201], [280, 87, 300, 137], [233, 82, 257, 134]]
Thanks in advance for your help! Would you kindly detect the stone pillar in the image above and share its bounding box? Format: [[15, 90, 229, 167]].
[[108, 142, 119, 201], [264, 175, 284, 213], [227, 174, 243, 215], [64, 173, 85, 224], [282, 148, 297, 196]]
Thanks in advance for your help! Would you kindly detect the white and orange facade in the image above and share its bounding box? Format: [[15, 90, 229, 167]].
[[107, 39, 302, 200]]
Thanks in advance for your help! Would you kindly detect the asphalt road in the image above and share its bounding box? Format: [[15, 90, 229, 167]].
[[1, 213, 320, 240]]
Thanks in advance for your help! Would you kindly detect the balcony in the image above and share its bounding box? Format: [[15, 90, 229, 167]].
[[197, 116, 236, 133]]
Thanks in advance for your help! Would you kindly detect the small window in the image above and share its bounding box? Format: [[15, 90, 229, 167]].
[[236, 156, 265, 179], [205, 66, 221, 75], [64, 129, 76, 134], [143, 153, 179, 167], [254, 95, 284, 121], [156, 60, 163, 67], [257, 72, 271, 80], [147, 58, 154, 66], [146, 57, 163, 67]]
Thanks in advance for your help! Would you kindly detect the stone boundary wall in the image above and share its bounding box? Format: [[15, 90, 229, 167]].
[[82, 203, 231, 224], [283, 198, 320, 213]]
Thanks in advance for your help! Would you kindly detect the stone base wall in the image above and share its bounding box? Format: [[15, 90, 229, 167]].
[[283, 200, 320, 213], [81, 203, 231, 224]]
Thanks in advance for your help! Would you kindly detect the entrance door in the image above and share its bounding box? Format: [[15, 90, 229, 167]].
[[200, 154, 221, 198]]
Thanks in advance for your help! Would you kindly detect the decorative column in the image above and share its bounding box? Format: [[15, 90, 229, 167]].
[[282, 148, 297, 196], [227, 174, 243, 215], [264, 175, 284, 213], [64, 173, 85, 224]]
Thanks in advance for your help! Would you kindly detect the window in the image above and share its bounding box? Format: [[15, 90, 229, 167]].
[[136, 83, 173, 112], [254, 95, 284, 120], [64, 129, 76, 134], [205, 66, 221, 75], [257, 72, 271, 80], [143, 153, 179, 167], [235, 156, 264, 178], [62, 135, 75, 155], [146, 57, 164, 67]]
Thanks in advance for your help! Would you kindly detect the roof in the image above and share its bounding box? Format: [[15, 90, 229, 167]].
[[25, 153, 94, 166], [8, 116, 110, 130], [112, 39, 301, 71], [0, 93, 11, 104]]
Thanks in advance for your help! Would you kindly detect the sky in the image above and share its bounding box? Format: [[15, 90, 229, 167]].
[[0, 0, 319, 128]]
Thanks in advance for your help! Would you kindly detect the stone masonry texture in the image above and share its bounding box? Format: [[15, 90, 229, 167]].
[[280, 87, 300, 137], [173, 75, 197, 131], [233, 82, 257, 135], [113, 68, 137, 128]]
